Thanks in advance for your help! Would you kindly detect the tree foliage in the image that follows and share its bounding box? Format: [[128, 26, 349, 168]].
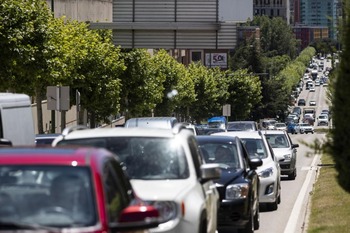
[[119, 49, 165, 118], [226, 69, 262, 120], [328, 1, 350, 192], [151, 50, 195, 118]]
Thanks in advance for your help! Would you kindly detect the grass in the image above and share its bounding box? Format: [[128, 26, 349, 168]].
[[307, 153, 350, 233]]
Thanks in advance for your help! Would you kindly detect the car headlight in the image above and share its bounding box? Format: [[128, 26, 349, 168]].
[[259, 167, 273, 178], [283, 154, 292, 161], [226, 183, 249, 199], [145, 201, 178, 222]]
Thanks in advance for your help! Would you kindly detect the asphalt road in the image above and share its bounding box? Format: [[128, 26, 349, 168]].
[[255, 58, 331, 233]]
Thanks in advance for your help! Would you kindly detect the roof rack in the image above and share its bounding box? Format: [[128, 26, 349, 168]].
[[172, 123, 188, 135], [61, 125, 88, 137]]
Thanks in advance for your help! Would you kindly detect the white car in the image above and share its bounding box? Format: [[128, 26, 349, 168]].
[[317, 114, 329, 126], [52, 125, 221, 233], [309, 86, 316, 92], [274, 123, 287, 131], [299, 123, 314, 134], [213, 131, 282, 211], [262, 130, 299, 180], [309, 100, 317, 106]]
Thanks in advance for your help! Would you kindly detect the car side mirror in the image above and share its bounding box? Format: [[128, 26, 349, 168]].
[[200, 163, 221, 182], [0, 138, 12, 147], [249, 157, 263, 170], [292, 144, 299, 148]]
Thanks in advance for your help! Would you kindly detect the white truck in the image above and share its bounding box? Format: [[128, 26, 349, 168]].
[[0, 93, 35, 146]]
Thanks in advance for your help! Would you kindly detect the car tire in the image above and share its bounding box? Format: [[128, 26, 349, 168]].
[[239, 207, 254, 233], [198, 211, 207, 233], [288, 169, 297, 180], [267, 199, 278, 211], [254, 203, 260, 230]]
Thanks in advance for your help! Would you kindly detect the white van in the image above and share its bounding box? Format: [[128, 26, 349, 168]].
[[0, 93, 35, 146]]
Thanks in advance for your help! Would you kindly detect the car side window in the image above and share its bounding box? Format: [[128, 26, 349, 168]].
[[238, 140, 249, 169], [103, 158, 134, 223]]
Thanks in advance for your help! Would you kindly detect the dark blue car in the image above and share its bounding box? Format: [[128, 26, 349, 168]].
[[196, 135, 262, 233]]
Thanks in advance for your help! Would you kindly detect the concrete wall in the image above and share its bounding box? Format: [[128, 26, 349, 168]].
[[46, 0, 112, 22]]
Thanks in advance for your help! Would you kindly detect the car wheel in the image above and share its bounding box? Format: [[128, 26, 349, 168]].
[[267, 199, 278, 211], [254, 203, 260, 230], [198, 211, 207, 233], [238, 207, 254, 233], [288, 169, 297, 180]]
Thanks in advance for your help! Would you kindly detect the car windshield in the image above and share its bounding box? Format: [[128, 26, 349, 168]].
[[264, 134, 290, 148], [198, 142, 241, 168], [58, 137, 189, 180], [241, 138, 268, 159], [227, 122, 255, 131], [0, 166, 96, 227]]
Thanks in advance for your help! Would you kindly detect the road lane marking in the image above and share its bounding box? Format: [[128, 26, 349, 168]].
[[284, 155, 319, 233]]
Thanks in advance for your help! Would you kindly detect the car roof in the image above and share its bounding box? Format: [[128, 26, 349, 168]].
[[261, 130, 285, 135], [212, 131, 262, 139], [0, 146, 112, 165], [53, 125, 193, 146], [196, 135, 239, 143]]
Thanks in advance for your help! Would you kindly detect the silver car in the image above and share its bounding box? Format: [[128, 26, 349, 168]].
[[262, 130, 299, 180]]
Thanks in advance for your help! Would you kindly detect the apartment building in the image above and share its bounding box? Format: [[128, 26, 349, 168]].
[[253, 0, 291, 24], [299, 0, 339, 39]]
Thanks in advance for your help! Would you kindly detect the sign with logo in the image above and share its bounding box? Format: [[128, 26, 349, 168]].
[[205, 52, 228, 68]]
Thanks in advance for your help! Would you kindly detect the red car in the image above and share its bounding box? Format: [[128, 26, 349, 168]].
[[0, 147, 160, 232]]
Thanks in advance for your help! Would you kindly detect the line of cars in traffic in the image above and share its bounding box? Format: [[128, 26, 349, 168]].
[[31, 117, 299, 233]]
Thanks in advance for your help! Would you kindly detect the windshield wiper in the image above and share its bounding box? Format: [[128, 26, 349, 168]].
[[0, 220, 61, 232]]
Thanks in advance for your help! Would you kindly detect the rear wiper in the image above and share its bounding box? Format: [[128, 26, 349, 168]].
[[0, 220, 61, 232]]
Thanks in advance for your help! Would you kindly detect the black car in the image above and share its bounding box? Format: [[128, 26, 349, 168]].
[[297, 98, 306, 106], [196, 135, 262, 233]]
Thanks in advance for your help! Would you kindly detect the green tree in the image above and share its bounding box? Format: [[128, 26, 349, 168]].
[[226, 69, 262, 120], [328, 1, 350, 192], [188, 63, 228, 123], [119, 49, 165, 118], [151, 50, 195, 119]]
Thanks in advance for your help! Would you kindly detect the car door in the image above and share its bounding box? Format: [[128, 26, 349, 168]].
[[102, 158, 135, 224], [188, 136, 219, 233]]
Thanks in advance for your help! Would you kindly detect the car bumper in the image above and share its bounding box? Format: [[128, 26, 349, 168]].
[[259, 177, 279, 204], [217, 199, 251, 228], [279, 161, 295, 175]]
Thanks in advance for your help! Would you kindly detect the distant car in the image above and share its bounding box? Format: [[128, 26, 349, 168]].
[[124, 117, 178, 129], [309, 100, 317, 106], [317, 114, 329, 126], [53, 124, 221, 233], [213, 131, 282, 211], [299, 123, 314, 134], [309, 87, 316, 92], [274, 123, 287, 131], [196, 135, 262, 233], [262, 130, 299, 180], [0, 147, 161, 232], [292, 107, 302, 116], [287, 122, 302, 134], [35, 134, 61, 146], [297, 99, 306, 106], [227, 121, 259, 131], [287, 114, 299, 123], [303, 114, 315, 126]]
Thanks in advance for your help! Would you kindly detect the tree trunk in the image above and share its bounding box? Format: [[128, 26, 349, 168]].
[[89, 111, 96, 128], [35, 88, 44, 134]]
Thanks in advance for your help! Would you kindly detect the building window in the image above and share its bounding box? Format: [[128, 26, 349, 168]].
[[191, 51, 203, 63]]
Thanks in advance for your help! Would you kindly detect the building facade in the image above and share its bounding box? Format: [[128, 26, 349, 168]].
[[253, 0, 291, 24], [299, 0, 339, 39]]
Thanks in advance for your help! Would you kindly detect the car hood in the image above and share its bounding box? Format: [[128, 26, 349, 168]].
[[214, 166, 244, 185], [130, 179, 195, 201]]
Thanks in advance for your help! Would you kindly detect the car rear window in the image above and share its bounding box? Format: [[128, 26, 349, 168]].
[[58, 137, 190, 180], [0, 165, 97, 227], [264, 134, 290, 148]]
